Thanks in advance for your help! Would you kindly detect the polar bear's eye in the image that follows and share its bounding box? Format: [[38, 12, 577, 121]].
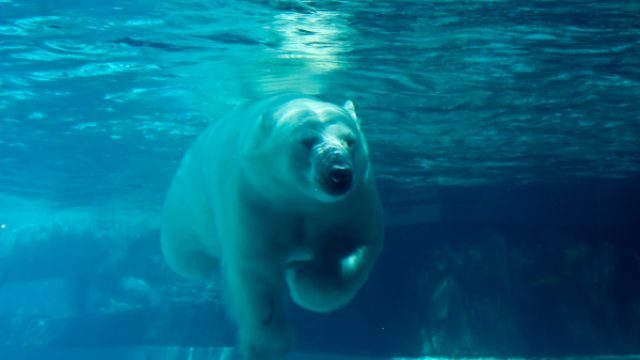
[[345, 138, 356, 147], [300, 134, 320, 148]]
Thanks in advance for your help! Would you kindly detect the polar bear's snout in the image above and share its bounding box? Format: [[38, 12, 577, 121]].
[[314, 144, 354, 196], [328, 165, 352, 192]]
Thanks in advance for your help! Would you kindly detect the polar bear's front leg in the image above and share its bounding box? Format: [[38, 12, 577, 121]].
[[285, 235, 382, 313], [222, 261, 293, 360]]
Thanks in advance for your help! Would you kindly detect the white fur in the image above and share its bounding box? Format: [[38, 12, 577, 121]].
[[161, 93, 384, 360]]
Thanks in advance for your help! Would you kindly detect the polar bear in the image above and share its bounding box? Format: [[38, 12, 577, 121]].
[[161, 93, 384, 360]]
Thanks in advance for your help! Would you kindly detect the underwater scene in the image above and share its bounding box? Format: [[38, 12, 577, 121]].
[[1, 0, 640, 359]]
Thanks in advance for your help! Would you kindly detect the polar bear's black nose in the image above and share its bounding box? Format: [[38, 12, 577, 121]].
[[328, 166, 352, 193]]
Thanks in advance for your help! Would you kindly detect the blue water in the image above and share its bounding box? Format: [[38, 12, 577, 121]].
[[1, 0, 640, 359]]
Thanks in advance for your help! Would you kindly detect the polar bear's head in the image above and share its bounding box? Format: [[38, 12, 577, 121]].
[[244, 97, 371, 205]]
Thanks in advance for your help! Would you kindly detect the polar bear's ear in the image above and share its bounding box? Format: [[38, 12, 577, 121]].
[[255, 113, 269, 135], [343, 100, 360, 127], [244, 113, 273, 155]]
